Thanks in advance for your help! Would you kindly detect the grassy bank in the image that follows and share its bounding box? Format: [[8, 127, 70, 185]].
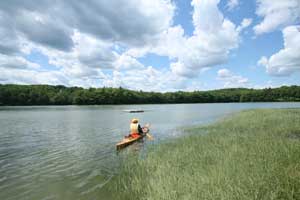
[[107, 109, 300, 200]]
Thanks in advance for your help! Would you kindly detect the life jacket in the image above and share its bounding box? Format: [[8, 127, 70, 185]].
[[130, 123, 139, 134]]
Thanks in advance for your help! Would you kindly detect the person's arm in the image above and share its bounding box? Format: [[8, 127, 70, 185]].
[[138, 124, 143, 134]]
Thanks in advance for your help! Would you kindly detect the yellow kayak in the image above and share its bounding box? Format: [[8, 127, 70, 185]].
[[116, 127, 149, 150]]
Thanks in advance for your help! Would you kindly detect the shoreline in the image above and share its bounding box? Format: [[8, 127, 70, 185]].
[[1, 101, 300, 109], [104, 108, 300, 200], [1, 101, 300, 107], [1, 84, 300, 106]]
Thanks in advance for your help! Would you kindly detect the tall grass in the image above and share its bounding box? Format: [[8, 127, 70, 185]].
[[107, 109, 300, 200]]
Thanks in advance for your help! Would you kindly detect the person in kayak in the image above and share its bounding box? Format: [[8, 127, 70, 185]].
[[129, 118, 143, 138]]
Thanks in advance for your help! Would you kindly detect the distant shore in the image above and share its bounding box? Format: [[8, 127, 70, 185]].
[[105, 109, 300, 200], [1, 84, 300, 106]]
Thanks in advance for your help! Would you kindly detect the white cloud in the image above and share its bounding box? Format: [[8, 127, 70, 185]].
[[218, 68, 232, 78], [170, 61, 200, 78], [121, 0, 242, 79], [258, 26, 300, 76], [67, 0, 175, 47], [72, 31, 117, 69], [254, 0, 300, 35], [0, 0, 177, 91], [0, 32, 112, 87], [257, 56, 268, 67], [16, 10, 74, 51], [217, 68, 249, 87], [42, 31, 145, 73], [0, 63, 107, 88], [226, 0, 239, 11], [0, 0, 175, 51], [0, 30, 148, 88], [114, 54, 145, 70], [128, 0, 241, 78], [32, 32, 117, 76], [0, 54, 40, 69], [62, 65, 105, 80], [102, 67, 188, 92], [0, 14, 21, 55], [241, 18, 253, 28], [0, 0, 260, 91], [167, 0, 240, 77], [237, 18, 253, 32], [152, 25, 187, 59], [0, 67, 68, 86]]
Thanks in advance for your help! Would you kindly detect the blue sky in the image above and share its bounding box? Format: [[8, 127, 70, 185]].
[[0, 0, 299, 91]]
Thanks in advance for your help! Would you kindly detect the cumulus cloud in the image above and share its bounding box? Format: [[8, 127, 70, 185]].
[[114, 54, 145, 70], [0, 1, 74, 52], [16, 11, 74, 51], [226, 0, 239, 11], [0, 54, 40, 69], [126, 0, 243, 79], [0, 0, 252, 91], [125, 0, 246, 79], [0, 67, 68, 85], [258, 26, 300, 76], [218, 68, 232, 78], [0, 13, 22, 55], [217, 68, 249, 87], [62, 65, 105, 80], [0, 0, 178, 91], [0, 63, 107, 88], [41, 31, 144, 72], [0, 0, 175, 50], [167, 0, 240, 77], [68, 0, 175, 46], [102, 67, 188, 92], [72, 31, 118, 69], [254, 0, 300, 35], [237, 18, 253, 32]]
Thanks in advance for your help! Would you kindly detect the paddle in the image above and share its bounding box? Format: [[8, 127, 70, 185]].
[[146, 133, 154, 140], [143, 123, 154, 140]]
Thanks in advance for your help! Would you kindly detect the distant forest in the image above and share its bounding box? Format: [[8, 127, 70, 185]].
[[0, 84, 300, 106]]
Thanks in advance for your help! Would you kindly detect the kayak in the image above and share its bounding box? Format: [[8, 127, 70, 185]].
[[116, 127, 149, 150]]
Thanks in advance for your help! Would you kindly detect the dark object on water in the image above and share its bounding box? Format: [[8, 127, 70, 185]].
[[129, 110, 144, 113], [122, 109, 145, 113], [116, 127, 149, 150]]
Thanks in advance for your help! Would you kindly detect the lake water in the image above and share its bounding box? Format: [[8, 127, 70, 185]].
[[1, 103, 300, 199]]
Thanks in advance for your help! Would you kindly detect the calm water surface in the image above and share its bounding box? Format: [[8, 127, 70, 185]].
[[1, 103, 300, 199]]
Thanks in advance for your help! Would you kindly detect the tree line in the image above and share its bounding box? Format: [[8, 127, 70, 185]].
[[0, 84, 300, 106]]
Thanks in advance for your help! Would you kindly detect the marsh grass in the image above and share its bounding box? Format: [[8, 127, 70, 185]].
[[107, 109, 300, 200]]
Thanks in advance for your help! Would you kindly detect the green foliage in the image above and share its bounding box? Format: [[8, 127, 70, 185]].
[[106, 109, 300, 200], [0, 84, 300, 105]]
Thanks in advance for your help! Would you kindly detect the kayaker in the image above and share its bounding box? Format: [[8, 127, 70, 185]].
[[129, 118, 143, 138]]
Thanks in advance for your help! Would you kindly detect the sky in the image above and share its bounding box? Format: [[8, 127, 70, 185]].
[[0, 0, 299, 92]]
